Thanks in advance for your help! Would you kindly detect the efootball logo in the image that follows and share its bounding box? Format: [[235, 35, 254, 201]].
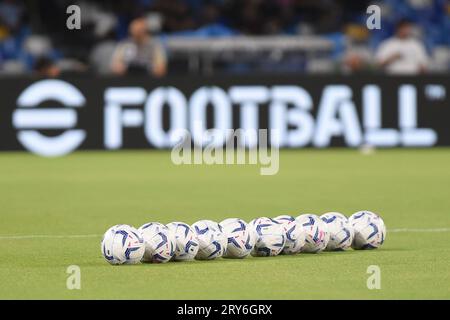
[[13, 79, 86, 157]]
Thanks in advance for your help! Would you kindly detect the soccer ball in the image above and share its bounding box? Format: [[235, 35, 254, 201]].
[[138, 222, 176, 263], [101, 224, 145, 265], [349, 211, 386, 249], [192, 220, 227, 260], [321, 211, 347, 221], [166, 222, 199, 261], [248, 217, 278, 228], [349, 210, 379, 225], [296, 214, 330, 253], [320, 212, 354, 251], [219, 218, 254, 258], [250, 217, 285, 257], [273, 215, 306, 254]]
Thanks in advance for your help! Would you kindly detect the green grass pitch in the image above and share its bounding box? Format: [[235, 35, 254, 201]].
[[0, 149, 449, 299]]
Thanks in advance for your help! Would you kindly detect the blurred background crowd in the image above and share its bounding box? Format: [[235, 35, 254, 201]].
[[0, 0, 449, 77]]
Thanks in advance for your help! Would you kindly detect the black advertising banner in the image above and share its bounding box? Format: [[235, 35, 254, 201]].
[[0, 75, 449, 156]]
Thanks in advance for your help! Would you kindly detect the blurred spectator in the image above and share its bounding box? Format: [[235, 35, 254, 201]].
[[152, 0, 196, 32], [342, 49, 373, 74], [375, 19, 429, 74], [110, 17, 167, 76], [34, 57, 60, 77], [340, 23, 374, 74], [0, 0, 25, 34]]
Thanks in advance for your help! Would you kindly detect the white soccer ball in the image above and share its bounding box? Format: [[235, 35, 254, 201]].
[[192, 220, 227, 260], [138, 222, 176, 263], [349, 210, 379, 225], [219, 218, 254, 259], [273, 215, 306, 254], [101, 224, 145, 265], [248, 217, 278, 228], [322, 211, 347, 221], [349, 211, 386, 249], [320, 212, 354, 251], [166, 222, 199, 261], [296, 214, 330, 253], [250, 218, 285, 257]]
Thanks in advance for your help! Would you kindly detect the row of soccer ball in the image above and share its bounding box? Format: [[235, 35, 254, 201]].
[[101, 210, 386, 265]]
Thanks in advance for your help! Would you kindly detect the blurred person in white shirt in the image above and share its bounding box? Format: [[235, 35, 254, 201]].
[[375, 19, 429, 75], [111, 17, 167, 77]]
